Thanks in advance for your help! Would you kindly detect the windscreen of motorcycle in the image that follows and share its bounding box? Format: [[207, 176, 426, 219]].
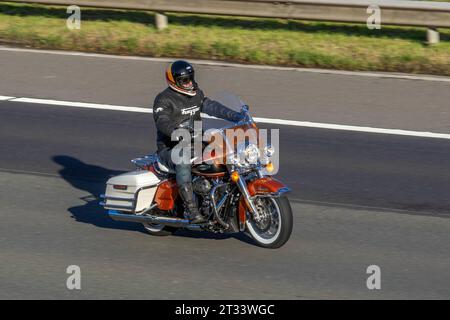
[[202, 91, 246, 131]]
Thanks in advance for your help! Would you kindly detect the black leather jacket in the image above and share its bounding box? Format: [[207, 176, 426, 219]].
[[153, 87, 242, 152]]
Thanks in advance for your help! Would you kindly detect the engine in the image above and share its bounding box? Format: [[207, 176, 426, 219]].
[[192, 177, 212, 196]]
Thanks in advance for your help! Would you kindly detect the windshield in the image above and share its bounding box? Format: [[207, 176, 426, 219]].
[[211, 91, 245, 112], [202, 91, 247, 130]]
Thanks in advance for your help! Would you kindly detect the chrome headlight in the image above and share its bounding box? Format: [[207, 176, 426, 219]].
[[264, 145, 275, 157], [245, 144, 260, 164]]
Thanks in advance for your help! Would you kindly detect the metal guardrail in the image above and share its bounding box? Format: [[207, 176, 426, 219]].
[[3, 0, 450, 43]]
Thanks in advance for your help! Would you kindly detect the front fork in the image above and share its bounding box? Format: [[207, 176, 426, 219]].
[[236, 175, 260, 219]]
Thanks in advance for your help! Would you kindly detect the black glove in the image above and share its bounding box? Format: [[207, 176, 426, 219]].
[[233, 110, 247, 123]]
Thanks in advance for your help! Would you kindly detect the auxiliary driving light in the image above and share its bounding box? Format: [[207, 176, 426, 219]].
[[231, 171, 240, 182], [266, 162, 274, 173], [264, 145, 275, 157]]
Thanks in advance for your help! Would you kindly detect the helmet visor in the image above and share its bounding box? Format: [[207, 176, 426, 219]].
[[176, 74, 195, 90]]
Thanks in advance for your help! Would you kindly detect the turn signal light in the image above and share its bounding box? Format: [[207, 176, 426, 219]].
[[231, 171, 240, 183], [266, 162, 274, 173], [113, 185, 128, 190]]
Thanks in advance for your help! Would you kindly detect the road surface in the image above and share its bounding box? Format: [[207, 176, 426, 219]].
[[0, 48, 449, 299]]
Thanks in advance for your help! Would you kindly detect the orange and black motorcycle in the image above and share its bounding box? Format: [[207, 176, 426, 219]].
[[100, 94, 293, 248]]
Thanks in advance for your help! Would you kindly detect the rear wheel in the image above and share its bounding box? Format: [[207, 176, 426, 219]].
[[245, 196, 293, 249], [142, 222, 178, 236]]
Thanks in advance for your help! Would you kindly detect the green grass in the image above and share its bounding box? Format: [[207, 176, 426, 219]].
[[0, 2, 449, 75]]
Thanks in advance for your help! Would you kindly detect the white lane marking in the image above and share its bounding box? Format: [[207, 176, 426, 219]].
[[0, 95, 16, 100], [12, 97, 153, 113], [1, 46, 450, 83], [252, 117, 450, 139], [3, 96, 450, 140]]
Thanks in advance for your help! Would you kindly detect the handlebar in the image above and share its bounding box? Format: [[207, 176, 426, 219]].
[[237, 104, 253, 125]]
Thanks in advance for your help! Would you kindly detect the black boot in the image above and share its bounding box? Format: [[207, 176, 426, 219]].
[[178, 184, 205, 224]]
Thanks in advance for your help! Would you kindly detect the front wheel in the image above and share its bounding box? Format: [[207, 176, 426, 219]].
[[245, 196, 293, 249]]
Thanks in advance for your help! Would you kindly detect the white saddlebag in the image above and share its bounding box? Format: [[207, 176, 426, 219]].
[[103, 170, 160, 213]]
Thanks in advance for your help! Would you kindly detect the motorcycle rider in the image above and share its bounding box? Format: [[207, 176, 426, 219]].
[[153, 60, 244, 224]]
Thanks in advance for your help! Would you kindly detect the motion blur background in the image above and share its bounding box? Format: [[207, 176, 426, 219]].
[[0, 0, 449, 75]]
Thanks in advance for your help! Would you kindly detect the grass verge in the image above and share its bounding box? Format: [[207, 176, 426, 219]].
[[0, 2, 449, 75]]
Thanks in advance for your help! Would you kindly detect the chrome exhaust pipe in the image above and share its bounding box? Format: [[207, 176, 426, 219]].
[[108, 210, 201, 228]]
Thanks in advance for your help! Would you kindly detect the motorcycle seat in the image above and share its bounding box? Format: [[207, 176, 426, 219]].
[[156, 159, 170, 173]]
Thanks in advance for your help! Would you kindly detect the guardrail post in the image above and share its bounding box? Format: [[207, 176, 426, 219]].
[[155, 12, 168, 30], [427, 28, 440, 44]]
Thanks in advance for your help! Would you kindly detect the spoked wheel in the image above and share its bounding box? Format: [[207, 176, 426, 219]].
[[245, 196, 293, 249]]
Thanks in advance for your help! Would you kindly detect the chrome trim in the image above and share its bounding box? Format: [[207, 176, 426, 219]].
[[210, 183, 229, 229], [256, 169, 264, 179], [216, 191, 228, 213], [102, 203, 134, 210], [131, 153, 171, 175], [107, 210, 206, 228], [140, 203, 158, 215], [133, 185, 159, 214], [235, 176, 259, 218], [131, 154, 158, 169]]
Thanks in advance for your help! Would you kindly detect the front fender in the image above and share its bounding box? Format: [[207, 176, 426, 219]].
[[237, 177, 290, 231], [246, 177, 290, 197]]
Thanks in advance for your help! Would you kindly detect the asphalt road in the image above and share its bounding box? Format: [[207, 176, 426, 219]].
[[0, 48, 449, 299], [1, 47, 450, 132], [0, 101, 449, 299]]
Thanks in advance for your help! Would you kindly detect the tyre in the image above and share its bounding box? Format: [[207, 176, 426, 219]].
[[245, 196, 293, 249], [142, 222, 178, 236]]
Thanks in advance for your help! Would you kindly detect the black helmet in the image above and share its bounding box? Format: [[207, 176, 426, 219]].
[[166, 60, 197, 96]]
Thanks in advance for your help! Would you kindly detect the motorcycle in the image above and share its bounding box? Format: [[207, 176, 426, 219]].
[[100, 93, 293, 248]]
